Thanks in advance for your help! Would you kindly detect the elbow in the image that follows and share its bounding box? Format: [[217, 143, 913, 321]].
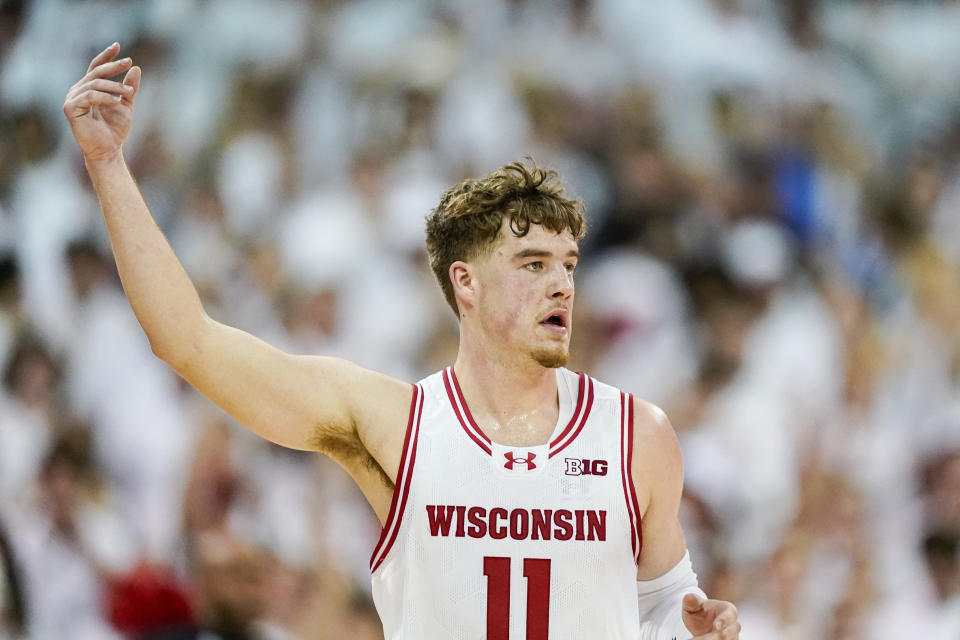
[[149, 336, 182, 369], [148, 315, 210, 372], [148, 332, 194, 373]]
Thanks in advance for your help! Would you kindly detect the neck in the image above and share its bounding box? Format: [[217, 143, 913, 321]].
[[453, 334, 559, 444]]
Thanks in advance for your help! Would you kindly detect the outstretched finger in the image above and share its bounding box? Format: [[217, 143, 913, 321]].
[[87, 42, 120, 73], [121, 65, 141, 104], [87, 57, 133, 83]]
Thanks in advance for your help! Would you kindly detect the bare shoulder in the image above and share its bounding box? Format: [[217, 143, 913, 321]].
[[304, 357, 413, 476], [346, 363, 418, 469], [631, 397, 682, 464], [303, 357, 416, 523], [630, 396, 683, 512]]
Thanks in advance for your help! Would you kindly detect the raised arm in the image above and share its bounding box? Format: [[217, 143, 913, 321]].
[[632, 398, 740, 639], [62, 44, 410, 519]]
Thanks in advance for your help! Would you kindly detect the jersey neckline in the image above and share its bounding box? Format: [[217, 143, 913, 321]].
[[441, 366, 594, 458]]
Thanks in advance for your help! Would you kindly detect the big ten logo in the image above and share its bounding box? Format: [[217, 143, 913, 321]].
[[563, 458, 608, 476]]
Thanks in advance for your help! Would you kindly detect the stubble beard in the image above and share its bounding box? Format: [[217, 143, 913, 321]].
[[531, 344, 570, 369]]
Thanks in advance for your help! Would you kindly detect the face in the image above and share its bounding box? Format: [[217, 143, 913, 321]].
[[466, 222, 579, 368]]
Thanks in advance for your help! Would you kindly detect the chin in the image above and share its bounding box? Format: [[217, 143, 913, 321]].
[[531, 346, 570, 369]]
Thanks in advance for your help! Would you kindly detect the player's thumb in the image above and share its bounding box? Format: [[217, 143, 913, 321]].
[[682, 593, 704, 614]]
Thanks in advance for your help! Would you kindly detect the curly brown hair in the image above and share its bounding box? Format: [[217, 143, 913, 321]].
[[425, 160, 586, 317]]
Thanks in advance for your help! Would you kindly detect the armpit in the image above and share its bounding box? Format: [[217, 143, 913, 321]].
[[308, 420, 393, 489]]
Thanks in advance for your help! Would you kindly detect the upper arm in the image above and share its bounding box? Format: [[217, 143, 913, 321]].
[[168, 314, 412, 484], [631, 396, 688, 581]]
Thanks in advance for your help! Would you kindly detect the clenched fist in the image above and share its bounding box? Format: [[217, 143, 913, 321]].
[[63, 42, 141, 164]]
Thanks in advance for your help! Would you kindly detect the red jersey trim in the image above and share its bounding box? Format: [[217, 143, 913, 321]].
[[370, 383, 424, 573], [620, 392, 643, 564], [443, 367, 492, 455], [548, 372, 586, 450], [444, 366, 594, 458], [548, 375, 594, 459]]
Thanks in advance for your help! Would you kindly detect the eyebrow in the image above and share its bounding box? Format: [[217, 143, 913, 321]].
[[513, 248, 580, 260]]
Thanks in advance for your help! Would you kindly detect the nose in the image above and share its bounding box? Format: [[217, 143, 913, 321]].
[[549, 264, 574, 300]]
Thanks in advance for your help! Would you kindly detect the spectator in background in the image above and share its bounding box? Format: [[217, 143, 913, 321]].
[[7, 426, 132, 640], [132, 529, 263, 640], [0, 332, 59, 511]]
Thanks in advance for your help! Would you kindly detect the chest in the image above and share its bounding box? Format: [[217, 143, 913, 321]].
[[411, 387, 625, 511]]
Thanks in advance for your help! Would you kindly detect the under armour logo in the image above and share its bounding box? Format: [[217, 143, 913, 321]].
[[504, 451, 536, 470]]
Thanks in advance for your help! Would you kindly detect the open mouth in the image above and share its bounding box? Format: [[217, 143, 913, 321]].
[[539, 310, 569, 332]]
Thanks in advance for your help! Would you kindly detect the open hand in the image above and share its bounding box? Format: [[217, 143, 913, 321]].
[[682, 593, 740, 639], [63, 42, 141, 164]]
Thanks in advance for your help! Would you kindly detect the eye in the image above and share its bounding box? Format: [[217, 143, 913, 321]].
[[565, 263, 577, 274], [525, 261, 544, 272]]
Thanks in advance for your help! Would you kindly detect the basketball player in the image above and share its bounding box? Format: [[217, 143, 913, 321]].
[[63, 44, 741, 639]]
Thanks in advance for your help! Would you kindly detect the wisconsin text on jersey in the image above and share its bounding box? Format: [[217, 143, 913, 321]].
[[426, 505, 608, 541]]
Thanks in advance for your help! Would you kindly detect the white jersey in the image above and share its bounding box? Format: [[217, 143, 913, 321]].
[[370, 366, 644, 639]]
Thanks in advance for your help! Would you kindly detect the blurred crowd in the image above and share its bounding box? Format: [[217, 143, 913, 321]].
[[2, 0, 960, 638]]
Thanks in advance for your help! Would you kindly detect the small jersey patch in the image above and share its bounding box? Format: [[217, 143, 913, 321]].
[[564, 457, 608, 476], [503, 451, 537, 470]]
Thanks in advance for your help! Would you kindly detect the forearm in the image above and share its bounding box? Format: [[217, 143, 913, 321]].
[[637, 551, 706, 640], [85, 151, 205, 363]]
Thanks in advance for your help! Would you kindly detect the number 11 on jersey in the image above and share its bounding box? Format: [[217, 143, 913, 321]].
[[483, 556, 551, 640]]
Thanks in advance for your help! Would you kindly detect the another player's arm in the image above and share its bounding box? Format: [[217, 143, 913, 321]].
[[63, 45, 410, 518], [631, 398, 740, 639]]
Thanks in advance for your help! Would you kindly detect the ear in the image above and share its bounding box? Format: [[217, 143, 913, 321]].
[[449, 260, 475, 315]]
